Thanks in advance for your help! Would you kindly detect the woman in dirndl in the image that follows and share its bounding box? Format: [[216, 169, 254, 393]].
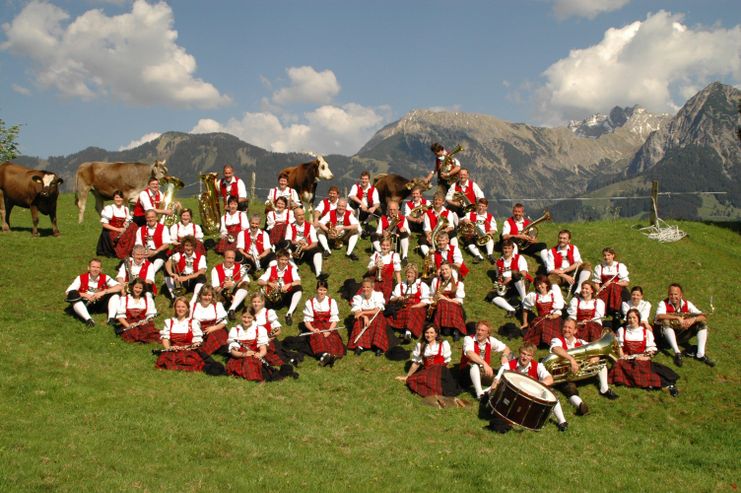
[[348, 278, 389, 356], [170, 208, 206, 255], [226, 309, 272, 382], [592, 247, 630, 329], [430, 262, 467, 340], [397, 325, 460, 397], [387, 263, 430, 342], [567, 280, 605, 342], [190, 285, 229, 356], [155, 297, 206, 372], [96, 190, 137, 259], [302, 280, 346, 366], [115, 278, 159, 343], [215, 196, 248, 255], [521, 274, 564, 347], [265, 196, 295, 247], [367, 236, 401, 302], [251, 293, 300, 373]]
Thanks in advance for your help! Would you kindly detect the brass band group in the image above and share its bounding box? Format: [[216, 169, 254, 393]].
[[65, 143, 716, 432]]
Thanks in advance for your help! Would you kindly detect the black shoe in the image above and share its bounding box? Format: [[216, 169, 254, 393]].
[[354, 347, 363, 356], [319, 353, 330, 367], [673, 352, 683, 367], [285, 313, 293, 326], [576, 402, 589, 416], [452, 331, 461, 342], [346, 253, 359, 261], [683, 348, 696, 358], [107, 318, 117, 327], [322, 250, 331, 258], [227, 309, 236, 322], [696, 355, 716, 367], [401, 257, 408, 267], [317, 272, 329, 281], [472, 256, 481, 264], [403, 330, 412, 343], [600, 389, 619, 400], [668, 385, 679, 397], [487, 255, 496, 265], [374, 348, 383, 357], [85, 319, 95, 328], [557, 421, 569, 432]]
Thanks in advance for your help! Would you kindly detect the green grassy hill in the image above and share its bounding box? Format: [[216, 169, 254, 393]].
[[1, 194, 739, 492]]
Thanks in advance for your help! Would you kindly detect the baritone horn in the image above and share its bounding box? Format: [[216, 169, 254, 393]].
[[541, 331, 618, 384], [198, 172, 222, 236]]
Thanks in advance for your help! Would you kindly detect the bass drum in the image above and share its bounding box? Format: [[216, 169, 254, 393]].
[[486, 371, 558, 431]]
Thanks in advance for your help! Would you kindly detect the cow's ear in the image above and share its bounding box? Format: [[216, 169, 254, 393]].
[[56, 178, 64, 185], [32, 176, 43, 184]]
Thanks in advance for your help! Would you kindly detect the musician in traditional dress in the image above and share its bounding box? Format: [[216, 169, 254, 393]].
[[266, 172, 300, 211], [592, 247, 630, 329], [226, 310, 270, 382], [621, 286, 652, 330], [543, 229, 592, 295], [567, 281, 605, 342], [522, 274, 564, 347], [655, 283, 715, 368], [165, 236, 207, 302], [489, 240, 530, 317], [155, 297, 205, 372], [445, 168, 484, 217], [397, 325, 460, 398], [302, 280, 345, 367], [372, 200, 410, 263], [265, 196, 295, 247], [387, 264, 430, 342], [132, 177, 172, 226], [116, 245, 156, 294], [115, 278, 158, 343], [429, 262, 467, 340], [610, 308, 680, 396], [432, 232, 468, 280], [220, 164, 248, 211], [135, 209, 171, 274], [316, 198, 361, 261], [348, 279, 389, 356], [492, 343, 569, 432], [420, 192, 458, 257], [250, 293, 300, 373], [169, 208, 205, 255], [459, 198, 497, 264], [313, 185, 344, 224], [549, 319, 619, 419], [215, 196, 248, 255], [236, 213, 273, 272], [65, 258, 123, 327], [257, 249, 303, 326], [459, 321, 511, 400], [501, 203, 547, 260], [368, 237, 402, 302], [283, 208, 325, 279], [348, 170, 380, 225], [189, 284, 228, 356], [96, 190, 137, 259], [402, 186, 430, 234], [430, 142, 461, 193], [211, 249, 250, 320]]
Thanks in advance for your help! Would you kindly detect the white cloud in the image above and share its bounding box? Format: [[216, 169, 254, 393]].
[[1, 0, 229, 108], [11, 83, 31, 95], [536, 11, 741, 124], [271, 66, 341, 105], [118, 131, 162, 151], [553, 0, 631, 20]]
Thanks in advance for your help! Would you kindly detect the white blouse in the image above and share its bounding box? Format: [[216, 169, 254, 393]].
[[592, 262, 629, 284], [411, 340, 452, 364], [100, 204, 131, 224], [522, 288, 565, 315], [160, 317, 203, 343], [189, 302, 227, 324], [302, 296, 340, 323], [429, 277, 465, 303], [567, 297, 606, 325], [116, 293, 157, 319], [367, 251, 401, 273], [351, 291, 386, 312], [391, 280, 431, 304], [227, 323, 269, 352]]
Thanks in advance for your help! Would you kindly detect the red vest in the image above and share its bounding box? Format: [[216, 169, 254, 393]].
[[215, 263, 243, 286], [454, 181, 477, 205], [460, 338, 491, 369], [664, 299, 689, 313], [552, 245, 575, 269], [380, 214, 406, 230], [534, 292, 554, 317], [79, 273, 108, 293], [138, 224, 165, 248], [401, 281, 423, 304], [496, 254, 523, 275], [356, 184, 375, 207], [623, 328, 648, 355], [220, 178, 240, 203], [125, 295, 149, 322], [177, 252, 203, 273], [268, 266, 295, 284], [509, 358, 539, 379], [469, 212, 494, 232], [434, 246, 469, 278], [310, 298, 332, 323], [319, 198, 336, 218], [557, 336, 582, 350], [167, 319, 194, 345], [288, 222, 313, 245], [576, 298, 596, 322], [423, 342, 446, 368], [242, 231, 267, 253], [506, 217, 531, 235], [133, 189, 161, 217], [425, 209, 449, 230], [328, 209, 352, 226]]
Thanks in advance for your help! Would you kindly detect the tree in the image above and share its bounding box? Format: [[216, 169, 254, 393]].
[[0, 118, 21, 162]]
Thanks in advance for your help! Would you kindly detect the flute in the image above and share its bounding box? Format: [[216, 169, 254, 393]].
[[121, 314, 159, 332], [299, 326, 345, 337], [151, 342, 201, 355]]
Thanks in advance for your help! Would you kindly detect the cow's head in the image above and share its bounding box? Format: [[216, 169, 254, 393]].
[[32, 173, 64, 198], [405, 176, 433, 191], [313, 155, 333, 181], [151, 159, 168, 180]]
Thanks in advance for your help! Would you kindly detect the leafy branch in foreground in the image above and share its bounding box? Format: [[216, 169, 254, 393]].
[[0, 117, 21, 162]]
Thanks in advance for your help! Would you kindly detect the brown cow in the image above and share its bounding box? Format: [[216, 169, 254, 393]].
[[0, 162, 64, 236], [278, 155, 333, 210], [75, 159, 168, 223], [373, 173, 432, 211]]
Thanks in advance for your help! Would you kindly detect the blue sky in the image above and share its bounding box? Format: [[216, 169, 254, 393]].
[[1, 0, 739, 158]]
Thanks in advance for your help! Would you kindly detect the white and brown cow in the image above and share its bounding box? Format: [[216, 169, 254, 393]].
[[0, 162, 64, 236], [373, 173, 432, 211], [75, 159, 168, 223], [279, 155, 334, 211]]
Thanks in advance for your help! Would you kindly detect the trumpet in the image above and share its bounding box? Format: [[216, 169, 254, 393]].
[[375, 255, 384, 282], [294, 238, 308, 259]]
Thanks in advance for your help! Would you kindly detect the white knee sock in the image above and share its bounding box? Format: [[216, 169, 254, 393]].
[[663, 327, 681, 354], [400, 237, 409, 258], [346, 234, 359, 255], [598, 366, 609, 393], [469, 365, 484, 398], [372, 240, 381, 252], [230, 289, 249, 312], [318, 234, 331, 253], [552, 401, 566, 424], [107, 295, 120, 319], [568, 395, 583, 408], [575, 269, 591, 292], [165, 277, 174, 296], [288, 291, 302, 315], [485, 240, 494, 256], [151, 258, 165, 274], [467, 244, 482, 259], [514, 279, 526, 300], [73, 301, 92, 322], [312, 252, 323, 275], [492, 296, 516, 313], [420, 245, 430, 257], [696, 328, 708, 358]]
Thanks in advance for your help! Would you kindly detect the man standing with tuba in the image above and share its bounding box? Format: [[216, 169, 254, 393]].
[[459, 198, 497, 264], [430, 142, 461, 193], [132, 177, 173, 227]]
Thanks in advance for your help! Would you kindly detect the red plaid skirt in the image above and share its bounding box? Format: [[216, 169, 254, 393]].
[[374, 277, 394, 303], [598, 283, 624, 312], [407, 364, 444, 397], [347, 316, 389, 351], [120, 322, 160, 344], [226, 356, 264, 382], [577, 321, 603, 342], [201, 329, 228, 355], [269, 223, 288, 247], [215, 237, 238, 255], [433, 299, 467, 335], [113, 224, 138, 259], [387, 305, 427, 338], [264, 341, 285, 366], [609, 359, 662, 388], [155, 350, 205, 372], [523, 316, 563, 347]]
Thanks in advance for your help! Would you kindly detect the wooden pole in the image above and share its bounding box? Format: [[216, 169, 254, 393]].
[[650, 180, 659, 226]]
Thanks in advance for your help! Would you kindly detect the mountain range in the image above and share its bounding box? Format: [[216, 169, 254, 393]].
[[16, 81, 740, 222]]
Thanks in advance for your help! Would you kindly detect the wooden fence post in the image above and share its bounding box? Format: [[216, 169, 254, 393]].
[[650, 180, 659, 226]]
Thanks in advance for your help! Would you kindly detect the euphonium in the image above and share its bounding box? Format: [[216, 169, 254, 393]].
[[327, 222, 344, 249], [198, 172, 222, 236], [439, 145, 463, 186], [452, 191, 475, 213], [262, 277, 284, 304], [516, 210, 552, 248], [430, 213, 448, 248], [474, 222, 496, 247], [541, 331, 618, 384], [160, 175, 184, 228], [409, 203, 430, 219]]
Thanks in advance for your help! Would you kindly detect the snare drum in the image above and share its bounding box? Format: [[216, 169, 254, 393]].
[[487, 371, 558, 431]]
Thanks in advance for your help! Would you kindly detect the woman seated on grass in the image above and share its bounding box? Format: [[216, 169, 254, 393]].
[[226, 309, 272, 382], [115, 278, 158, 343], [397, 325, 460, 398], [190, 285, 228, 356], [155, 297, 206, 372]]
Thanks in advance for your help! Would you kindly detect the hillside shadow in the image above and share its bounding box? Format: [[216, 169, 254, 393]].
[[701, 220, 741, 235]]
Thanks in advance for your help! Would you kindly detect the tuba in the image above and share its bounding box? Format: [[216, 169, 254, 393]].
[[198, 172, 222, 236], [516, 210, 552, 248], [439, 145, 463, 186], [541, 331, 618, 384], [160, 175, 184, 228]]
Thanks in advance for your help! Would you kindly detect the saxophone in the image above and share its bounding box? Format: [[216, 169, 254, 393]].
[[427, 277, 451, 318], [541, 331, 618, 384]]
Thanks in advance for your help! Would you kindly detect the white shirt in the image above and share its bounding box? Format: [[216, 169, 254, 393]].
[[348, 183, 380, 208], [351, 291, 386, 312], [160, 318, 203, 343], [254, 308, 281, 336], [402, 198, 430, 217], [66, 273, 119, 294], [464, 211, 497, 233], [617, 325, 657, 354], [495, 360, 551, 381], [170, 222, 204, 242], [621, 299, 652, 322], [258, 264, 301, 284], [445, 179, 485, 203], [116, 293, 157, 319], [411, 340, 452, 364], [221, 176, 248, 199], [496, 255, 529, 278], [237, 229, 272, 254], [100, 204, 131, 225], [170, 251, 207, 275], [592, 262, 629, 284], [227, 323, 269, 352], [285, 221, 318, 245], [302, 296, 340, 323], [655, 298, 702, 316], [545, 243, 584, 273], [429, 277, 465, 303], [391, 280, 431, 305], [266, 209, 295, 230], [137, 189, 160, 212], [522, 288, 564, 315], [549, 335, 587, 352], [190, 302, 227, 325], [116, 259, 156, 284], [267, 186, 300, 206], [374, 215, 410, 236], [219, 211, 249, 235], [567, 297, 605, 325], [135, 224, 171, 249], [423, 208, 458, 233], [210, 263, 250, 288], [367, 251, 401, 273], [501, 217, 527, 238], [463, 335, 507, 357]]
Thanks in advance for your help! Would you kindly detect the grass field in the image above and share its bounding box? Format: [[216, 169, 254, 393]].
[[0, 194, 739, 492]]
